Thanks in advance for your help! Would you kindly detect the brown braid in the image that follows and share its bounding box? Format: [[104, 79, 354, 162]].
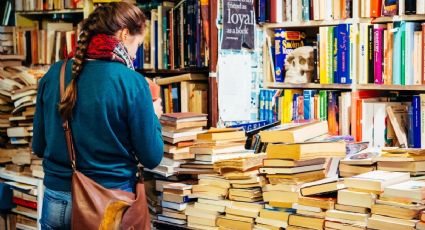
[[58, 2, 147, 120]]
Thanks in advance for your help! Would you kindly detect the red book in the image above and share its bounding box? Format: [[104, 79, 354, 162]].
[[12, 197, 37, 210], [371, 0, 382, 17], [270, 0, 277, 23]]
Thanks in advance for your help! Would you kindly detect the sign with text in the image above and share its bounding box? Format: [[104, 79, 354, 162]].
[[221, 0, 255, 50]]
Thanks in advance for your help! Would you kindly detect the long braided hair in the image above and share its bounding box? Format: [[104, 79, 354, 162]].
[[58, 2, 147, 120]]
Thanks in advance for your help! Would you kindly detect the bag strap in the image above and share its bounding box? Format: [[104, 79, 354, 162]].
[[59, 59, 77, 171]]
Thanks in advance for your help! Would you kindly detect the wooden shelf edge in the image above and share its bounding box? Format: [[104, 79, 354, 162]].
[[356, 84, 425, 91], [264, 82, 352, 90], [264, 82, 425, 91], [262, 15, 425, 29], [15, 9, 84, 15], [0, 168, 41, 186]]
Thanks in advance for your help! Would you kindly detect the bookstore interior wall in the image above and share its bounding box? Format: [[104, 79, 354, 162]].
[[3, 0, 425, 230]]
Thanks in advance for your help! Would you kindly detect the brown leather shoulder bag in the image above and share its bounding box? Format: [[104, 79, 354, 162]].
[[59, 59, 151, 230]]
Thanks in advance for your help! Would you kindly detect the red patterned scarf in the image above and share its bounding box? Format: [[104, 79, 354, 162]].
[[86, 34, 135, 70]]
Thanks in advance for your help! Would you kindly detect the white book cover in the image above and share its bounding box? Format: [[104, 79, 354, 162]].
[[414, 32, 423, 85], [373, 102, 403, 149], [359, 23, 369, 84], [399, 0, 406, 15], [325, 0, 334, 19], [276, 0, 283, 22], [405, 22, 415, 85], [384, 180, 425, 200], [286, 0, 292, 21], [418, 0, 425, 14], [292, 0, 302, 22], [313, 0, 320, 20]]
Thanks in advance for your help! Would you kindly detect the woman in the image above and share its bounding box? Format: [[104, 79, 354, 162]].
[[32, 2, 164, 229]]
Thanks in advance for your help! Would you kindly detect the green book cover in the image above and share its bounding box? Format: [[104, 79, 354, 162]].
[[327, 27, 334, 84], [400, 21, 406, 85], [319, 90, 328, 121]]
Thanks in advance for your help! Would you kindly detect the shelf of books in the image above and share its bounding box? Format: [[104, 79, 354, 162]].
[[15, 9, 84, 15]]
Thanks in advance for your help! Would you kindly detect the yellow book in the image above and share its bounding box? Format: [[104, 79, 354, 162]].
[[319, 27, 328, 84]]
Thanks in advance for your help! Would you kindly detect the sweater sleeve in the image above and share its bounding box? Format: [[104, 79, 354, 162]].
[[128, 81, 163, 169], [32, 78, 46, 158]]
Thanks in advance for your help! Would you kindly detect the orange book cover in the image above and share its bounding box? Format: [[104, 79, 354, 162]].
[[371, 0, 382, 17], [351, 91, 383, 141]]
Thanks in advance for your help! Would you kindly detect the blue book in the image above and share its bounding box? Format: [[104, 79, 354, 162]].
[[259, 90, 265, 121], [408, 106, 415, 147], [303, 90, 313, 120], [392, 21, 403, 85], [302, 0, 310, 21], [292, 94, 300, 121], [258, 0, 266, 23], [333, 26, 339, 84], [274, 29, 285, 83], [269, 90, 276, 122], [413, 95, 421, 148], [338, 24, 351, 84]]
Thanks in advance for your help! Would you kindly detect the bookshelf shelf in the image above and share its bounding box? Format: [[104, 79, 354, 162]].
[[15, 9, 84, 15], [263, 18, 371, 29], [0, 168, 41, 186], [372, 14, 425, 23], [138, 68, 209, 77], [356, 84, 425, 91], [264, 82, 352, 90]]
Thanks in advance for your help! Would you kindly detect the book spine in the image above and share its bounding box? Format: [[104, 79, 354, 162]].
[[297, 95, 304, 121], [327, 26, 334, 83], [258, 0, 266, 23], [371, 0, 382, 17], [319, 90, 328, 121], [400, 0, 406, 15], [304, 90, 312, 120], [374, 25, 384, 84], [423, 23, 425, 84], [302, 0, 310, 21], [292, 93, 299, 121], [310, 0, 314, 20], [334, 26, 339, 84], [393, 22, 402, 85], [349, 24, 356, 84], [413, 95, 421, 148], [384, 23, 393, 85], [408, 105, 414, 147], [270, 0, 277, 22], [274, 29, 285, 82], [405, 22, 415, 85], [401, 21, 406, 85], [319, 27, 327, 84], [405, 0, 417, 14], [283, 89, 293, 123], [259, 90, 265, 121], [368, 25, 374, 83], [421, 94, 425, 148], [328, 91, 339, 135], [359, 23, 369, 84], [286, 0, 292, 21], [313, 38, 320, 83], [340, 24, 351, 84]]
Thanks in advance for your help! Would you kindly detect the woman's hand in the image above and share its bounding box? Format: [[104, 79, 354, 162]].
[[153, 98, 163, 119]]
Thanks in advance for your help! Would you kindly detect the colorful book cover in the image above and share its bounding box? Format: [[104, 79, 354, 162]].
[[297, 96, 304, 121], [328, 91, 339, 135], [383, 0, 398, 16], [392, 21, 403, 85], [327, 27, 334, 84], [384, 23, 394, 85], [313, 39, 320, 83], [319, 90, 328, 121], [275, 29, 306, 83], [302, 0, 310, 21], [274, 29, 285, 82], [258, 0, 266, 22], [371, 0, 382, 17], [259, 90, 266, 121], [368, 25, 374, 84], [405, 22, 417, 85], [338, 24, 351, 84], [283, 89, 294, 123], [319, 27, 328, 84], [408, 105, 414, 147], [374, 25, 385, 84], [333, 26, 339, 84], [413, 95, 421, 148], [292, 93, 300, 121], [349, 24, 356, 84], [303, 90, 317, 120], [400, 21, 406, 85]]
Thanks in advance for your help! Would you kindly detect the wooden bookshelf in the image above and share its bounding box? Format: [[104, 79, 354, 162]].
[[372, 14, 425, 23], [138, 68, 209, 77], [265, 82, 425, 91], [264, 82, 352, 90], [15, 9, 84, 15]]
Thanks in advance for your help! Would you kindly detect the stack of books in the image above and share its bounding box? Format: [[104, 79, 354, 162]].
[[339, 150, 378, 178], [0, 26, 15, 55], [330, 171, 410, 230], [7, 179, 38, 229], [180, 128, 248, 174], [215, 153, 266, 203], [157, 183, 194, 226], [369, 180, 425, 230], [376, 148, 425, 177], [148, 112, 207, 177], [217, 201, 263, 229], [187, 174, 230, 229]]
